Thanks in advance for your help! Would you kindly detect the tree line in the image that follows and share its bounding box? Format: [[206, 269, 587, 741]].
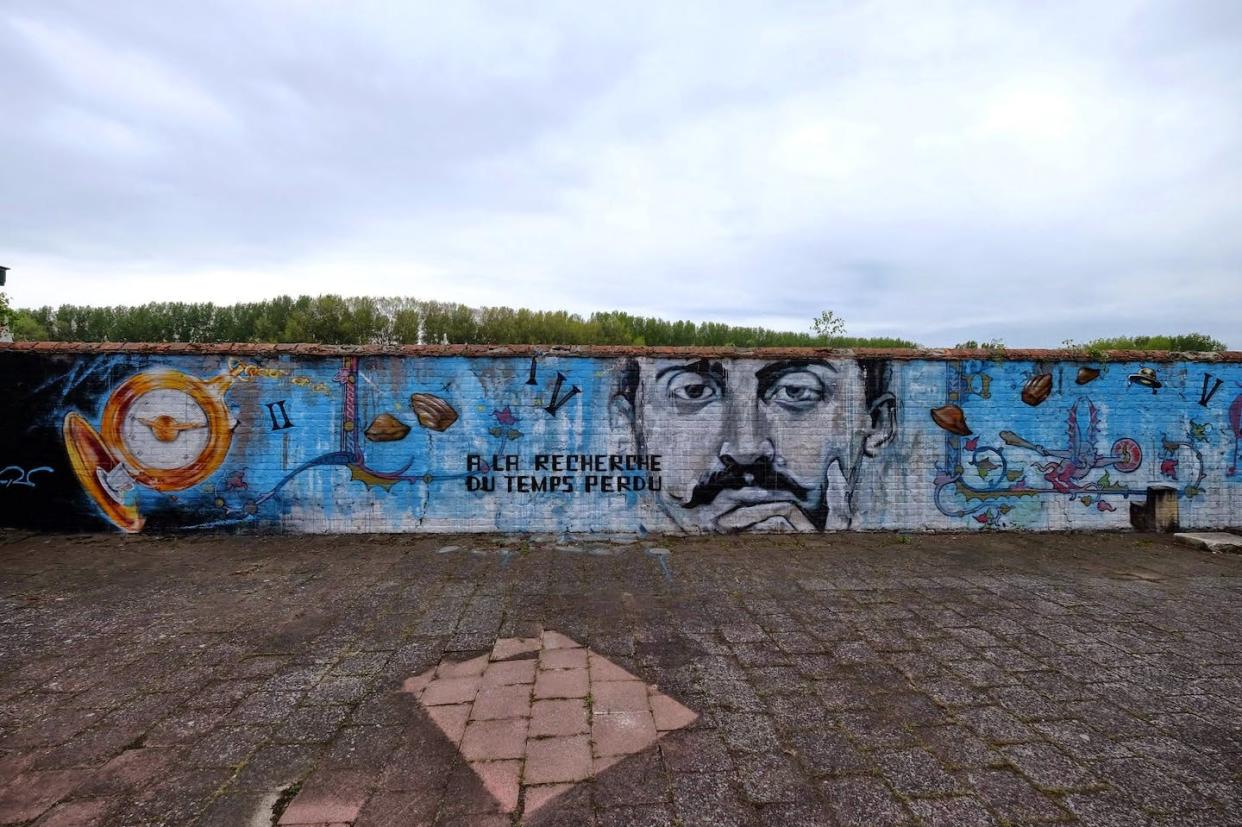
[[6, 294, 1226, 350], [5, 295, 919, 348], [956, 334, 1228, 352], [1070, 333, 1227, 352]]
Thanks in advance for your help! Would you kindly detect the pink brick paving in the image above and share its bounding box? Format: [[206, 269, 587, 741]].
[[403, 630, 697, 818]]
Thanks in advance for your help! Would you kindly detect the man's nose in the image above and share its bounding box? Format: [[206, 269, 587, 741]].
[[719, 407, 775, 466]]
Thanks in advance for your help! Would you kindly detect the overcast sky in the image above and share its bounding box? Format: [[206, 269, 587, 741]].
[[3, 1, 1240, 346]]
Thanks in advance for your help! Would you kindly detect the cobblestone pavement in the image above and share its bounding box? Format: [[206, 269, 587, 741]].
[[2, 530, 1241, 826]]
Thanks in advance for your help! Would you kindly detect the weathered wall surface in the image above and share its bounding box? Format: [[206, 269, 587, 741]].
[[2, 344, 1239, 534]]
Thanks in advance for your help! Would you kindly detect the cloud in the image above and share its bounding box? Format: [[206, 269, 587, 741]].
[[10, 15, 237, 132], [1, 0, 1240, 346]]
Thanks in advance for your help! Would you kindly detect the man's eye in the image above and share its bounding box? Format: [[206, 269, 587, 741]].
[[777, 385, 820, 402], [764, 371, 827, 407], [667, 375, 720, 403]]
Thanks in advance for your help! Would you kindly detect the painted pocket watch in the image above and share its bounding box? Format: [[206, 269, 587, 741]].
[[64, 368, 238, 532]]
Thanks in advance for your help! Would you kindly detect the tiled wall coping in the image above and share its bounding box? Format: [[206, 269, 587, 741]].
[[3, 342, 1240, 363]]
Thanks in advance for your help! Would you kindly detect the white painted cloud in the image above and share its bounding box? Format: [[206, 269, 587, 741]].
[[1, 0, 1240, 346]]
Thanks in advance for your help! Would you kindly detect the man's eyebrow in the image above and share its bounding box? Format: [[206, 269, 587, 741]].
[[655, 359, 727, 383], [755, 359, 836, 395]]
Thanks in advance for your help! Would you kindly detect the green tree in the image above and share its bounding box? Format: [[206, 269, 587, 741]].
[[811, 310, 846, 340], [1085, 333, 1226, 353], [11, 310, 48, 340], [391, 306, 422, 345]]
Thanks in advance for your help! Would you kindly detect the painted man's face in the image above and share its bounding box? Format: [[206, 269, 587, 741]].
[[614, 358, 894, 532]]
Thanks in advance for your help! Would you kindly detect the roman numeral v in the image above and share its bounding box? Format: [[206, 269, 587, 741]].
[[544, 372, 581, 416], [1199, 373, 1223, 407]]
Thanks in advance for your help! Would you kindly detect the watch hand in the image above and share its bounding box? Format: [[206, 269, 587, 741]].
[[137, 415, 208, 442]]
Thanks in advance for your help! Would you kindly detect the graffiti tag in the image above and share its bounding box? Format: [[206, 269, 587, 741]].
[[0, 465, 53, 488]]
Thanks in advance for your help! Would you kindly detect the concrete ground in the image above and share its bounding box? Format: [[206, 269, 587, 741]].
[[1, 530, 1241, 827]]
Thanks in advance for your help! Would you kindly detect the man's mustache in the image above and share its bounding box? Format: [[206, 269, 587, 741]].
[[680, 455, 811, 509]]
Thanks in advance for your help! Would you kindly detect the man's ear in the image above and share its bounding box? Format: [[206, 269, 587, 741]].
[[862, 393, 896, 456]]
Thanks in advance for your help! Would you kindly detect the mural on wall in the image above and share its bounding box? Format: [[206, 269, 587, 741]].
[[0, 348, 1239, 534], [203, 357, 466, 527], [63, 367, 239, 532], [931, 360, 1216, 528], [58, 356, 476, 531], [1229, 390, 1242, 477], [610, 356, 894, 532]]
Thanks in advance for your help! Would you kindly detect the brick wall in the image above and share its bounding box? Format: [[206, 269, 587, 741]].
[[2, 344, 1239, 533]]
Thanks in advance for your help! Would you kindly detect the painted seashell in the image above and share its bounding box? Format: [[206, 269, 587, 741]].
[[410, 394, 459, 432], [1075, 366, 1101, 385], [1128, 367, 1162, 389], [364, 413, 411, 443], [1021, 373, 1053, 406], [930, 404, 971, 436]]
